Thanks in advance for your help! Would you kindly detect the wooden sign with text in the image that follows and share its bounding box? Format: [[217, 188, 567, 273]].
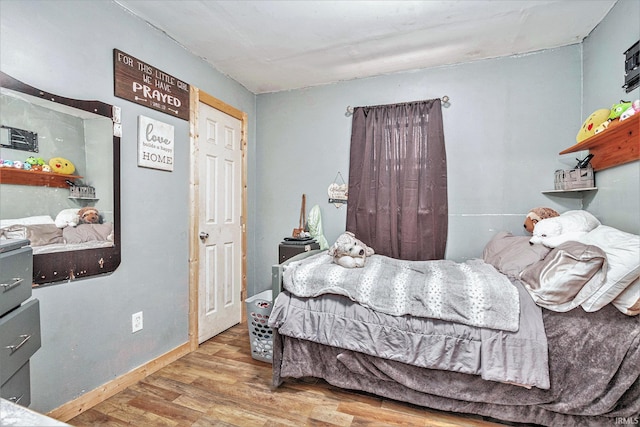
[[113, 49, 190, 120]]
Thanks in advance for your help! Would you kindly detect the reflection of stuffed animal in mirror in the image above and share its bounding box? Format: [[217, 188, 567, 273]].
[[49, 157, 75, 175], [524, 207, 559, 233], [328, 231, 374, 268], [77, 207, 100, 224], [529, 210, 600, 248]]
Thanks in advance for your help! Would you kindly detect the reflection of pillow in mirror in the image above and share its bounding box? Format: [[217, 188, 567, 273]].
[[612, 278, 640, 316], [0, 215, 55, 229], [1, 224, 64, 246], [63, 223, 113, 243], [55, 208, 80, 228], [1, 225, 29, 240], [24, 224, 64, 246], [519, 241, 607, 311]]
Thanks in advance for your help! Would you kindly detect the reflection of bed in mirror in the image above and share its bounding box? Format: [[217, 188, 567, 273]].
[[0, 71, 120, 286]]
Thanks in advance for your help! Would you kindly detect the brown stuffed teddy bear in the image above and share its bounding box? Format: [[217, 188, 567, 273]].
[[77, 207, 100, 224], [524, 207, 559, 233], [328, 231, 375, 268]]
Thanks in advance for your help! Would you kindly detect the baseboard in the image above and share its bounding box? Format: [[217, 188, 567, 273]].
[[46, 341, 192, 422]]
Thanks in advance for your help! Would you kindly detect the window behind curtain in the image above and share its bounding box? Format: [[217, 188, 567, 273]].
[[346, 100, 447, 260]]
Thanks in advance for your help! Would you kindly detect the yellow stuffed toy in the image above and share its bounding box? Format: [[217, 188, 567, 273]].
[[576, 109, 610, 143], [49, 157, 75, 175]]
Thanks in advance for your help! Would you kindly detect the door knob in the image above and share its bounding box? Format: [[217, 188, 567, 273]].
[[199, 232, 209, 242]]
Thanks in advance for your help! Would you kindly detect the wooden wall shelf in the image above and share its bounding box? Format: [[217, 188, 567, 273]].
[[0, 168, 82, 188], [559, 114, 639, 171]]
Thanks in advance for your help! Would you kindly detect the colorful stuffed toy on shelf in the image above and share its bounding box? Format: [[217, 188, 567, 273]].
[[576, 109, 610, 142], [620, 99, 640, 121], [593, 100, 638, 135], [608, 101, 632, 120]]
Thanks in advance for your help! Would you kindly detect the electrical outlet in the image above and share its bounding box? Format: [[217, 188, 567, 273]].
[[132, 311, 143, 333]]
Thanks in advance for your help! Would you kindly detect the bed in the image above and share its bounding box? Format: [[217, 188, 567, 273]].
[[269, 225, 640, 426], [0, 211, 114, 254]]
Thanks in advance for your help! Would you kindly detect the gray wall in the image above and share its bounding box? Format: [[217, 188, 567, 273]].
[[254, 1, 640, 291], [581, 0, 640, 232], [0, 0, 256, 414], [254, 46, 585, 285]]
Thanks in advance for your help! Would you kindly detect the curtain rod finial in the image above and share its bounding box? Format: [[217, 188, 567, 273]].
[[345, 106, 354, 117]]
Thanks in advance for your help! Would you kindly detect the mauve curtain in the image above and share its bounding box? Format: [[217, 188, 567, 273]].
[[346, 100, 447, 260]]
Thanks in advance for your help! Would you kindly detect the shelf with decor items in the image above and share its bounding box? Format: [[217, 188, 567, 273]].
[[558, 114, 639, 171], [542, 187, 597, 194], [0, 168, 82, 188]]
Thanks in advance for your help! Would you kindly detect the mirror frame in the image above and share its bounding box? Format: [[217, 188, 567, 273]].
[[0, 71, 121, 286]]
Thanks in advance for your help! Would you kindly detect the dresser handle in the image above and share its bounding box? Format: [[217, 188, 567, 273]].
[[0, 277, 23, 292], [6, 334, 31, 353], [8, 394, 24, 405]]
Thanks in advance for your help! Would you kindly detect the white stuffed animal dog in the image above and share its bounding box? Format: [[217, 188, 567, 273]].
[[328, 231, 374, 268], [529, 210, 600, 248]]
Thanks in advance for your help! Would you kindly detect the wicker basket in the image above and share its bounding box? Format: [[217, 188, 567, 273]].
[[554, 166, 595, 190], [245, 290, 273, 363], [69, 185, 96, 199]]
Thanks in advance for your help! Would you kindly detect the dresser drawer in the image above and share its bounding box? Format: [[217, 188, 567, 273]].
[[0, 361, 30, 407], [0, 299, 41, 385], [0, 246, 33, 316]]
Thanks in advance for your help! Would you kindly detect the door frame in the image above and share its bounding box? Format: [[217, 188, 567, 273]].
[[188, 86, 248, 350]]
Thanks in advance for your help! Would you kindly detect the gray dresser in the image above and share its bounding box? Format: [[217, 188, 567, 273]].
[[0, 239, 41, 408]]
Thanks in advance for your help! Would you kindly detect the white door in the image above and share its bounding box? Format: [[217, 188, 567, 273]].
[[197, 101, 243, 343]]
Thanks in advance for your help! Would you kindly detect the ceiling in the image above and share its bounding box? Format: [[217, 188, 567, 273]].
[[114, 0, 617, 94]]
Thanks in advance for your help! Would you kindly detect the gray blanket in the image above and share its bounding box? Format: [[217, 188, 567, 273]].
[[283, 252, 520, 331], [273, 302, 640, 426], [270, 278, 549, 389]]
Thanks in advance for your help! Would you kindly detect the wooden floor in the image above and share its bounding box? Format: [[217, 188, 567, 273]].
[[68, 323, 509, 427]]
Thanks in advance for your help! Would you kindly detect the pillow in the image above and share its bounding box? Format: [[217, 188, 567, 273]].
[[612, 278, 640, 316], [0, 215, 55, 229], [483, 231, 551, 278], [529, 210, 600, 247], [55, 208, 80, 228], [519, 241, 607, 311], [63, 223, 113, 244], [576, 226, 640, 312], [25, 224, 64, 246]]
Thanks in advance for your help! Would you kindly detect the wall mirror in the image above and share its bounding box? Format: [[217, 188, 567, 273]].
[[0, 71, 121, 286]]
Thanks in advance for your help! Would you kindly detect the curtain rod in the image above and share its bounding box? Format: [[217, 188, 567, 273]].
[[345, 95, 450, 117]]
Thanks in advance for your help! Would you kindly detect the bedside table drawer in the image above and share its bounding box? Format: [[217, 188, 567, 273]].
[[0, 246, 33, 316], [279, 242, 320, 263], [0, 299, 41, 385], [1, 361, 30, 407]]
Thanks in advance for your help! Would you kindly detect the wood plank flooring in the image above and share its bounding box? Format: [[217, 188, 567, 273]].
[[68, 323, 509, 427]]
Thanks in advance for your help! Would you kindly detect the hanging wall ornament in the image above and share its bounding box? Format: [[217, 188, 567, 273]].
[[328, 172, 348, 208]]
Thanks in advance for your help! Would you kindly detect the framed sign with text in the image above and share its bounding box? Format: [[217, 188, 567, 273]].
[[137, 115, 175, 172], [114, 49, 190, 120]]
